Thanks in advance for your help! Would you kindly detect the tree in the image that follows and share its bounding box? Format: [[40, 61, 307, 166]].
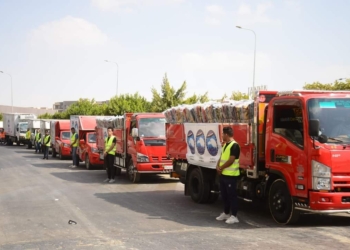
[[0, 113, 2, 121], [106, 93, 151, 115], [151, 73, 187, 112], [183, 92, 210, 104], [230, 91, 249, 100], [303, 79, 350, 90], [38, 113, 53, 119], [57, 99, 107, 119]]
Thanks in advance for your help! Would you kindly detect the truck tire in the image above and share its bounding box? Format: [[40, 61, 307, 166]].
[[52, 148, 57, 158], [269, 179, 300, 225], [188, 168, 210, 203], [59, 148, 64, 160], [85, 155, 93, 170], [127, 160, 141, 183]]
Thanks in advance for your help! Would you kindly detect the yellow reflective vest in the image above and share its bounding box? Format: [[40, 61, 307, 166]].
[[220, 140, 240, 176], [35, 133, 41, 143], [25, 131, 31, 139], [105, 136, 116, 155], [71, 133, 78, 147], [44, 135, 51, 147]]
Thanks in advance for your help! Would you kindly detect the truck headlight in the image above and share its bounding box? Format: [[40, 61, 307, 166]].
[[312, 160, 331, 190], [137, 153, 149, 162], [91, 147, 99, 153]]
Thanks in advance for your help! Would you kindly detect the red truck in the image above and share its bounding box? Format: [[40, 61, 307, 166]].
[[166, 90, 350, 224], [51, 120, 71, 160], [96, 113, 173, 183], [70, 115, 104, 169]]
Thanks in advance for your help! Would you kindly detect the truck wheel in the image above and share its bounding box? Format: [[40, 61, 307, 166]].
[[52, 148, 57, 158], [127, 160, 141, 183], [59, 149, 64, 160], [85, 155, 93, 170], [188, 168, 210, 203], [269, 179, 300, 225]]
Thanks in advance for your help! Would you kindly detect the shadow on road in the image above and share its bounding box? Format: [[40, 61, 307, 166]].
[[50, 171, 179, 185], [94, 190, 350, 229], [31, 162, 73, 169]]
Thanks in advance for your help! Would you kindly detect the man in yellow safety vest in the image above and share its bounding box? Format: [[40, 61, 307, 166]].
[[42, 130, 51, 160], [70, 127, 79, 168], [215, 127, 240, 224], [103, 127, 117, 183], [25, 128, 31, 149], [35, 129, 42, 154]]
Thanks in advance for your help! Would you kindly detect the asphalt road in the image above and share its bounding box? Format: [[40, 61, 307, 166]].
[[1, 145, 350, 250]]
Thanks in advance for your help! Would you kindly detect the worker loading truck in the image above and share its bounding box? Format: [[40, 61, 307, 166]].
[[96, 113, 173, 183], [165, 90, 350, 224]]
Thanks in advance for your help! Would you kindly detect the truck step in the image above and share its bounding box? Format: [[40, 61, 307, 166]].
[[238, 196, 253, 202]]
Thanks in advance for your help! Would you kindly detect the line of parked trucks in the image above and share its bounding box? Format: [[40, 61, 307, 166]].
[[2, 89, 350, 224]]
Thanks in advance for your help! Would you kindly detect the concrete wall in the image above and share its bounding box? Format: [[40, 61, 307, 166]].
[[0, 105, 56, 116]]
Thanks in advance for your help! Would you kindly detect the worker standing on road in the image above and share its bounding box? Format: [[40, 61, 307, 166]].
[[70, 127, 79, 168], [25, 128, 31, 149], [103, 127, 117, 183], [35, 129, 42, 153], [42, 130, 51, 160], [0, 128, 5, 145], [216, 127, 240, 224]]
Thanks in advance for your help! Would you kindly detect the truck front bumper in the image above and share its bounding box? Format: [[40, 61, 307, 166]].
[[61, 147, 71, 156], [136, 162, 174, 173], [295, 191, 350, 214], [90, 153, 104, 165]]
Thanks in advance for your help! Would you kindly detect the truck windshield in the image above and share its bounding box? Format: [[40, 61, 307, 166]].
[[308, 98, 350, 142], [61, 132, 70, 140], [139, 118, 166, 138], [19, 123, 28, 133], [88, 133, 96, 143]]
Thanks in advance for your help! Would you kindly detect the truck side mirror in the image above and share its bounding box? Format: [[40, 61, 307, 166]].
[[309, 119, 319, 137], [131, 128, 139, 137]]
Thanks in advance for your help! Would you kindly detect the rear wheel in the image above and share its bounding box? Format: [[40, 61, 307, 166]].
[[269, 179, 300, 225], [85, 155, 93, 170], [59, 148, 64, 160], [188, 168, 210, 203], [127, 160, 141, 183]]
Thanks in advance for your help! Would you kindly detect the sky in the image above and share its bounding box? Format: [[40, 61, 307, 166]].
[[0, 0, 349, 108]]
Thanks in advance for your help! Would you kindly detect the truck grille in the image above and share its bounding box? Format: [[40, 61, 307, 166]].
[[333, 173, 350, 192], [151, 156, 169, 162]]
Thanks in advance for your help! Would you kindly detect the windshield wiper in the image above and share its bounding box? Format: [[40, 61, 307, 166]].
[[327, 137, 344, 143]]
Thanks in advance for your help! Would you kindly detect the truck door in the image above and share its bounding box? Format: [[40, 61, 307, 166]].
[[265, 99, 308, 198]]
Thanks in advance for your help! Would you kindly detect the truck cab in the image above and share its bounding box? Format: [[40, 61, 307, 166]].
[[78, 131, 101, 169], [51, 120, 71, 160]]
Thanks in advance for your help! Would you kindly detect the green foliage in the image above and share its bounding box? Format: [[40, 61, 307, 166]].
[[220, 91, 249, 101], [303, 79, 350, 90], [106, 93, 151, 115], [54, 99, 107, 119], [230, 91, 249, 100], [38, 113, 53, 119], [0, 113, 2, 121], [150, 74, 187, 112], [183, 92, 210, 104]]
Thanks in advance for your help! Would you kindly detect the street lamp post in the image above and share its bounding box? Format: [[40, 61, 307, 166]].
[[105, 60, 119, 96], [236, 26, 256, 90], [0, 71, 13, 112]]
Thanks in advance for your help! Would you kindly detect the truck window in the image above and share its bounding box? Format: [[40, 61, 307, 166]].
[[61, 131, 70, 140], [138, 118, 166, 138], [273, 105, 304, 147], [88, 133, 96, 143], [130, 120, 136, 136]]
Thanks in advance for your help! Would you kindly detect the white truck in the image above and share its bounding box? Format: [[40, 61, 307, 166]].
[[0, 121, 3, 129], [27, 119, 41, 149], [3, 113, 37, 145]]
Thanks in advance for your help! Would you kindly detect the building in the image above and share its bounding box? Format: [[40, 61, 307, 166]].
[[53, 100, 109, 113], [0, 105, 56, 116]]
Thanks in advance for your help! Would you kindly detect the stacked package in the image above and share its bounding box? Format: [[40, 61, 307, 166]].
[[163, 100, 254, 124], [96, 116, 125, 129]]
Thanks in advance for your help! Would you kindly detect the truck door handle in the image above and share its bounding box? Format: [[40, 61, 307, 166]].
[[270, 149, 275, 162]]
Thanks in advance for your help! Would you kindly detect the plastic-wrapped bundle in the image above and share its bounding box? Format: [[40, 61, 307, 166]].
[[113, 116, 124, 128], [175, 106, 185, 123], [184, 105, 194, 123]]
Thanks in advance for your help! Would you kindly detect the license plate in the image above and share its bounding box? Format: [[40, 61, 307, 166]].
[[164, 165, 172, 170]]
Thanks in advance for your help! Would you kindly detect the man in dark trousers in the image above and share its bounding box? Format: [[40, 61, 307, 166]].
[[42, 130, 50, 160], [103, 127, 117, 183], [216, 127, 240, 224]]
